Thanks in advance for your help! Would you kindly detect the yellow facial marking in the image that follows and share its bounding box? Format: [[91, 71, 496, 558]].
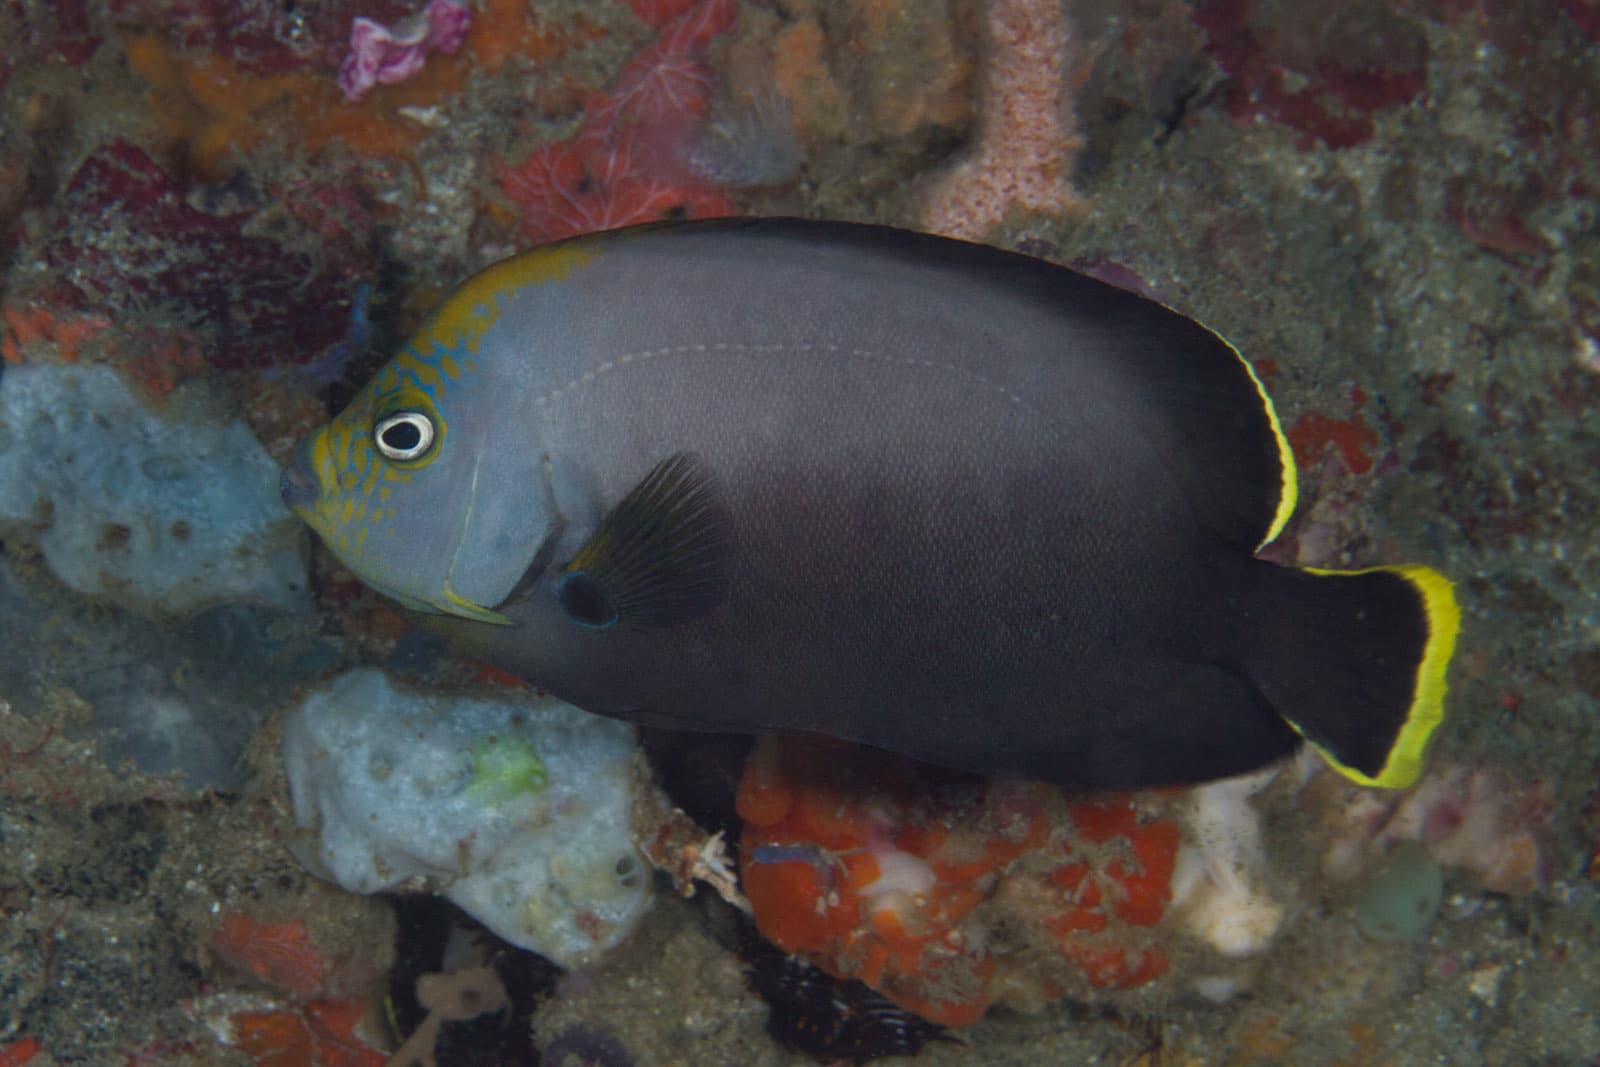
[[291, 237, 602, 621], [412, 361, 443, 390]]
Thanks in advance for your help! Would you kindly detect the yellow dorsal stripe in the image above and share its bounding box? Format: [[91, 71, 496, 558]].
[[1239, 355, 1298, 549], [415, 241, 597, 357], [1185, 320, 1299, 551]]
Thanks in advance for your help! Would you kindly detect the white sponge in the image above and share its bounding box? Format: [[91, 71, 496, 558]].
[[281, 669, 651, 967]]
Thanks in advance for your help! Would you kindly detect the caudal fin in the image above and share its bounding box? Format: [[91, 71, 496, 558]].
[[1243, 562, 1459, 789]]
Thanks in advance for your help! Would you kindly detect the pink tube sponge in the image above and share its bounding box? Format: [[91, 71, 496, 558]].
[[922, 0, 1086, 239]]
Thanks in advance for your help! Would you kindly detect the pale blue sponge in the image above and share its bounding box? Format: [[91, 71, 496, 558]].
[[0, 363, 308, 618]]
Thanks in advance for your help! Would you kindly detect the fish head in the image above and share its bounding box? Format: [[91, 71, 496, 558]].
[[282, 245, 599, 624]]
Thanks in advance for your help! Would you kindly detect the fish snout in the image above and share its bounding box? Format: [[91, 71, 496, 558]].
[[279, 446, 320, 512]]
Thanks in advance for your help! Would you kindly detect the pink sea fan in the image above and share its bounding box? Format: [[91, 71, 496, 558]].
[[494, 127, 732, 244], [494, 0, 737, 243], [585, 0, 736, 174], [338, 0, 472, 101]]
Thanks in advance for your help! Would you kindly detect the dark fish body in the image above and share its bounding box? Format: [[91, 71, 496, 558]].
[[286, 219, 1458, 791]]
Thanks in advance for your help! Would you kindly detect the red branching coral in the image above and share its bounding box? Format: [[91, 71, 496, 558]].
[[211, 913, 333, 999], [227, 1000, 386, 1067]]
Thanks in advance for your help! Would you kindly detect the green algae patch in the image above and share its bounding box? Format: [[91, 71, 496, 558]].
[[467, 735, 549, 802], [1354, 841, 1443, 942]]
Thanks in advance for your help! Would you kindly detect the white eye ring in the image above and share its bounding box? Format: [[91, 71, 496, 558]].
[[374, 411, 435, 461]]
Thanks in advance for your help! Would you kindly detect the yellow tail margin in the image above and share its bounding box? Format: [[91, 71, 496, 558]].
[[1304, 563, 1460, 789]]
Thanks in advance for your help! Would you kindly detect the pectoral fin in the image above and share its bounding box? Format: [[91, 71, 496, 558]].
[[558, 451, 731, 629]]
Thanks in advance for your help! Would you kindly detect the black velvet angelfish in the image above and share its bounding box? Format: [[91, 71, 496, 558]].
[[281, 218, 1459, 791]]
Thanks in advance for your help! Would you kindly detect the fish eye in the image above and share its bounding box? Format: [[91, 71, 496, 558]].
[[374, 411, 435, 461]]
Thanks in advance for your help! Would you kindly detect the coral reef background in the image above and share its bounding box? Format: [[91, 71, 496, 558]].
[[1, 0, 1598, 1064]]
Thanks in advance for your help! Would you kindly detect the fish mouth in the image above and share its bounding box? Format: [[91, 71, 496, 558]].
[[277, 436, 519, 627], [279, 447, 320, 513]]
